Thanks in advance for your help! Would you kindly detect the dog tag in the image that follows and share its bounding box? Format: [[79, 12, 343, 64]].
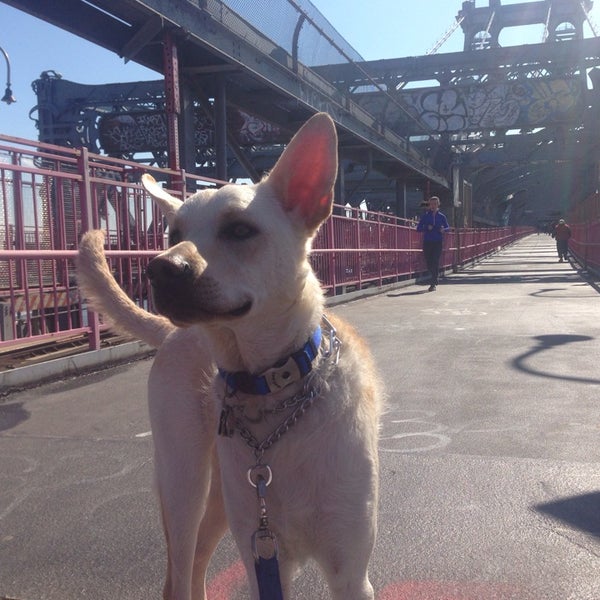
[[218, 406, 235, 437], [263, 356, 302, 392]]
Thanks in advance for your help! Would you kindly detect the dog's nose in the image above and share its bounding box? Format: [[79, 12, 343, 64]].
[[146, 255, 193, 285]]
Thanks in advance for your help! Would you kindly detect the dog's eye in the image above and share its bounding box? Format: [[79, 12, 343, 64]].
[[220, 222, 258, 241], [169, 229, 182, 246]]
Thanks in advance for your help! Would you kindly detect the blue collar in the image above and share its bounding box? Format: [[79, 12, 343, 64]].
[[218, 327, 322, 395]]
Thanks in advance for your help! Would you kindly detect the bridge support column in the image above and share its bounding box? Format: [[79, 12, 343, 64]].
[[163, 30, 182, 189], [181, 84, 197, 191], [214, 74, 228, 182], [396, 180, 407, 219]]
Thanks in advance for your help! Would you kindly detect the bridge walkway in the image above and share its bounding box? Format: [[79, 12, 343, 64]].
[[0, 233, 599, 599]]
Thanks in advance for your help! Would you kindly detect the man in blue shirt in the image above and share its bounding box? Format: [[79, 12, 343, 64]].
[[416, 196, 450, 291]]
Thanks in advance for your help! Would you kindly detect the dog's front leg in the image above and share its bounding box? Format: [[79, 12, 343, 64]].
[[321, 555, 375, 600], [315, 518, 376, 600], [313, 447, 379, 600], [190, 449, 227, 599], [149, 333, 224, 600]]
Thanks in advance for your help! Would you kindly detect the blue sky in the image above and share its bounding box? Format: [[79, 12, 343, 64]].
[[0, 0, 599, 141]]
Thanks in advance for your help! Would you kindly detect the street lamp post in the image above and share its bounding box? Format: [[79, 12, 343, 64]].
[[0, 45, 16, 104]]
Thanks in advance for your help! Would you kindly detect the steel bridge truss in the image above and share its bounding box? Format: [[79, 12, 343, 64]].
[[4, 0, 600, 226]]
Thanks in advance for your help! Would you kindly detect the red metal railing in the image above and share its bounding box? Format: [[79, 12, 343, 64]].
[[0, 134, 531, 354], [568, 192, 600, 273]]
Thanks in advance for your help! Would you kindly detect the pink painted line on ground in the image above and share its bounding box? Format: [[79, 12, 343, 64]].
[[378, 580, 536, 600], [207, 565, 535, 600], [206, 560, 247, 600]]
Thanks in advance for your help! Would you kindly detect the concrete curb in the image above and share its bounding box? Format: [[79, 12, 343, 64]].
[[0, 340, 154, 394]]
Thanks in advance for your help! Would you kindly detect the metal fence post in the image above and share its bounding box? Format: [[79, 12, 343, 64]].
[[11, 152, 26, 289], [584, 200, 590, 270], [377, 213, 382, 286], [327, 215, 337, 295], [78, 147, 101, 351]]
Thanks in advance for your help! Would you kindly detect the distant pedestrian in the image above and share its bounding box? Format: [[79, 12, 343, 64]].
[[552, 218, 571, 262], [416, 196, 450, 291]]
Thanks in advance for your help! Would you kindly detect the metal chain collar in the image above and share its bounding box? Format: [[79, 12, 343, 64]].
[[219, 315, 341, 462], [235, 380, 320, 462]]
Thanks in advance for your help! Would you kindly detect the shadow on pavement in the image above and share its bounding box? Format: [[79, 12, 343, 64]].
[[387, 289, 430, 297], [511, 334, 600, 385], [535, 491, 600, 538], [0, 401, 30, 431]]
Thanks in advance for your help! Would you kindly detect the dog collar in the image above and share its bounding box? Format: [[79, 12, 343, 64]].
[[218, 327, 322, 395]]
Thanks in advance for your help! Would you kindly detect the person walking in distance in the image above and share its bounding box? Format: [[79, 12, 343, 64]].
[[552, 218, 571, 262], [417, 196, 450, 292]]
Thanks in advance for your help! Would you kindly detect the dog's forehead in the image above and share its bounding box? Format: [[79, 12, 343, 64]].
[[179, 183, 258, 220], [177, 184, 277, 223]]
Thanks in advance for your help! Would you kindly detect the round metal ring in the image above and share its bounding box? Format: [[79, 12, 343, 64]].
[[247, 463, 273, 488]]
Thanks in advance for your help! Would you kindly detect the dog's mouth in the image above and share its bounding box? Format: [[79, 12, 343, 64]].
[[153, 292, 252, 325], [227, 299, 252, 318]]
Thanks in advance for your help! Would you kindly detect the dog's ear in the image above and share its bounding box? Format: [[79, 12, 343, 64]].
[[141, 174, 183, 227], [267, 112, 338, 234]]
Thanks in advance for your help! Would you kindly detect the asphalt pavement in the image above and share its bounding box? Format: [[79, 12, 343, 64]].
[[1, 234, 599, 600]]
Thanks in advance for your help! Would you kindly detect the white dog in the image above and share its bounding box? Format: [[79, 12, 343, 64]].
[[77, 112, 382, 600]]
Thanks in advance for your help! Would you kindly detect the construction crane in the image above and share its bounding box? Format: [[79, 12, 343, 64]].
[[426, 15, 465, 55], [581, 0, 599, 36], [395, 15, 465, 90]]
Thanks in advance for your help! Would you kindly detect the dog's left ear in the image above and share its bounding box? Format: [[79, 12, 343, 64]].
[[141, 174, 183, 228], [267, 112, 338, 234]]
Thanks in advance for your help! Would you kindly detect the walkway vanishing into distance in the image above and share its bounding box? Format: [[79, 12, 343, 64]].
[[1, 234, 599, 600]]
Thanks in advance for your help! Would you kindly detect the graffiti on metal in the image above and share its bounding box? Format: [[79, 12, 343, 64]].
[[99, 109, 284, 154], [99, 112, 167, 153], [357, 77, 584, 133]]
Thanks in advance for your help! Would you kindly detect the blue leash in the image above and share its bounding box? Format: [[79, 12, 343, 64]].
[[255, 553, 284, 600], [249, 466, 284, 600]]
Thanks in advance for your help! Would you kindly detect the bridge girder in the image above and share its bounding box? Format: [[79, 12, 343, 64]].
[[3, 0, 448, 197], [4, 0, 600, 225]]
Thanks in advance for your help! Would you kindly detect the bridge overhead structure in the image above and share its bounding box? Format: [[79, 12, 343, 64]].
[[3, 0, 449, 216], [314, 0, 600, 227], [4, 0, 600, 226]]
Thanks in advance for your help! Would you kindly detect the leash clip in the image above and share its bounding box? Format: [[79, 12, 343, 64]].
[[252, 527, 279, 562], [248, 465, 279, 562]]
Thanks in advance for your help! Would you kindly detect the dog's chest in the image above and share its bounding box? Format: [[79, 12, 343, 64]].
[[216, 389, 329, 496], [216, 417, 325, 553], [218, 389, 325, 459]]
